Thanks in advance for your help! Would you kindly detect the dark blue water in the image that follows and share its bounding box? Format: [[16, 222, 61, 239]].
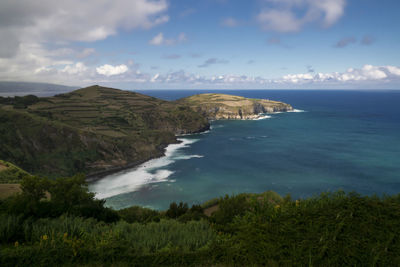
[[89, 90, 400, 210]]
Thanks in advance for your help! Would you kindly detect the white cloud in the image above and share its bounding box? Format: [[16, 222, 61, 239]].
[[0, 0, 169, 83], [386, 66, 400, 76], [148, 64, 400, 88], [149, 32, 187, 46], [0, 0, 169, 46], [61, 62, 88, 75], [258, 10, 302, 32], [313, 0, 346, 26], [257, 0, 346, 32], [149, 33, 164, 45], [96, 64, 128, 77], [282, 73, 314, 83]]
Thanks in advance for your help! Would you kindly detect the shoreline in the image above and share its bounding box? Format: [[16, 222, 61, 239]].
[[86, 126, 210, 183], [86, 109, 299, 183]]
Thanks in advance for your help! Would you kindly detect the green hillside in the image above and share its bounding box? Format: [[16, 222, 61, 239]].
[[0, 85, 209, 177]]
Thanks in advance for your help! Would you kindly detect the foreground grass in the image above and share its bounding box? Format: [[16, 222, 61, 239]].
[[1, 190, 400, 266], [0, 174, 399, 266]]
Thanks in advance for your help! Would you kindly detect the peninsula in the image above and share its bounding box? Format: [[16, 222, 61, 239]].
[[0, 86, 293, 177], [178, 93, 293, 120]]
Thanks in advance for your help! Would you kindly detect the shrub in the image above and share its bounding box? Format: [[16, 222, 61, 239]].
[[210, 194, 251, 227], [166, 202, 188, 219], [118, 206, 160, 223]]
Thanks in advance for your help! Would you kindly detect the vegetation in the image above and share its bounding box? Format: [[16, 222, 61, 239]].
[[0, 95, 40, 109], [0, 171, 399, 266], [0, 160, 31, 183], [0, 85, 209, 177]]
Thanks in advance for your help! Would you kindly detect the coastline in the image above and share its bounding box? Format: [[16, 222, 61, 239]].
[[86, 109, 298, 183], [86, 107, 299, 184], [86, 126, 210, 183], [88, 138, 204, 199]]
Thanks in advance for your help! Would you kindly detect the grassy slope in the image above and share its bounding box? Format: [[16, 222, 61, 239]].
[[0, 160, 31, 184], [177, 93, 293, 119], [0, 85, 209, 177], [0, 160, 31, 199]]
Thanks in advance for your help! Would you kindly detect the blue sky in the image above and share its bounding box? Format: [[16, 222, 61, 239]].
[[0, 0, 399, 89]]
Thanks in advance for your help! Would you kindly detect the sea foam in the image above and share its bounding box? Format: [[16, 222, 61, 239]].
[[89, 138, 202, 199], [253, 114, 272, 120], [288, 109, 305, 113]]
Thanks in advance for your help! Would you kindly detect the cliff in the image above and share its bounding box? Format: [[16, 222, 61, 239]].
[[177, 93, 293, 120], [0, 86, 209, 177]]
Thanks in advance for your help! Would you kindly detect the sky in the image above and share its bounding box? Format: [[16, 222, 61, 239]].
[[0, 0, 399, 90]]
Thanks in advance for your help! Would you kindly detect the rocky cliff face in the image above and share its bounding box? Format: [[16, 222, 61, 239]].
[[177, 93, 293, 120]]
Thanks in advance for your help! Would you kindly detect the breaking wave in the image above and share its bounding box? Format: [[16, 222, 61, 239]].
[[89, 138, 202, 199]]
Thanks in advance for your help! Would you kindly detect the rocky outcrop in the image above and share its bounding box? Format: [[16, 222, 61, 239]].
[[177, 93, 293, 120]]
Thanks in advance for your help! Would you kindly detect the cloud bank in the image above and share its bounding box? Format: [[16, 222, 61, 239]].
[[0, 0, 168, 82]]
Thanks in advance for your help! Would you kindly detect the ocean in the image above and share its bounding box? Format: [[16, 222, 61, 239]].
[[88, 90, 400, 210]]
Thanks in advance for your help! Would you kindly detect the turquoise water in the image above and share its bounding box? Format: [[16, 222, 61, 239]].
[[89, 90, 400, 210]]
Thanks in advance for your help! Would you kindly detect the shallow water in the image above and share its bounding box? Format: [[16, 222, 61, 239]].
[[89, 90, 400, 210]]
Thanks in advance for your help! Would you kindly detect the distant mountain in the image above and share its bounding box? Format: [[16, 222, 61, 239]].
[[0, 81, 78, 97]]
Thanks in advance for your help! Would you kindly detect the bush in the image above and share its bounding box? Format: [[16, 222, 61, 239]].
[[12, 95, 40, 109], [1, 174, 119, 222], [166, 202, 188, 219], [118, 206, 160, 223], [210, 194, 251, 227]]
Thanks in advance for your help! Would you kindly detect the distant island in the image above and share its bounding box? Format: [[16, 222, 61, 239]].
[[0, 85, 293, 178]]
